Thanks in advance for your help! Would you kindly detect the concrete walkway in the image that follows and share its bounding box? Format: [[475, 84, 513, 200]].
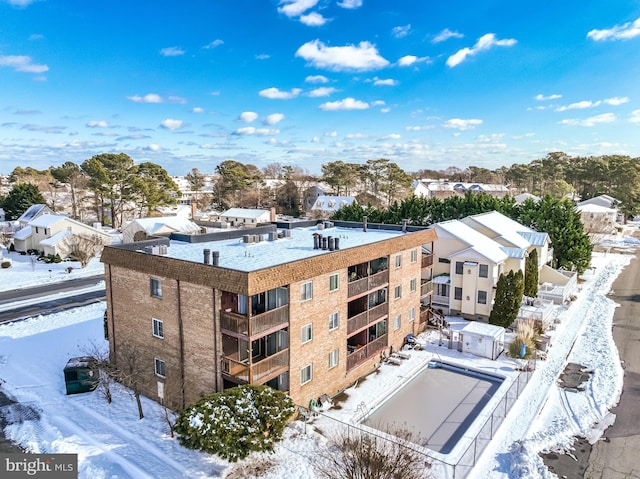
[[585, 252, 640, 479]]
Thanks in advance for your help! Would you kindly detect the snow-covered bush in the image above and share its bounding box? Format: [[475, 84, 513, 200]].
[[174, 385, 295, 462]]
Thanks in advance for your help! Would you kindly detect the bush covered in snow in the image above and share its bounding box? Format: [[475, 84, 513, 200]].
[[174, 385, 295, 462]]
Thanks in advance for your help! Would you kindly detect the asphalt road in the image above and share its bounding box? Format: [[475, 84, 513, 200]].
[[0, 274, 106, 323], [585, 252, 640, 479]]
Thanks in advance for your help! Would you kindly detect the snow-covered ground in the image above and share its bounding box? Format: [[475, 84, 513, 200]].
[[0, 243, 634, 478], [0, 251, 104, 292]]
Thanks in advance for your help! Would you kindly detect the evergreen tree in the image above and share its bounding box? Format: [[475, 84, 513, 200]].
[[1, 183, 46, 220], [524, 249, 539, 298], [489, 270, 524, 328]]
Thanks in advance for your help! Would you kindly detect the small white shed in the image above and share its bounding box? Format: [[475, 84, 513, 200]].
[[459, 321, 505, 360]]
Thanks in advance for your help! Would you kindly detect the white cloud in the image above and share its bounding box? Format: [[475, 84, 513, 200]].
[[127, 93, 163, 103], [443, 118, 483, 130], [300, 12, 328, 26], [264, 113, 285, 125], [337, 0, 362, 8], [560, 113, 616, 127], [535, 93, 562, 101], [379, 133, 401, 140], [630, 109, 640, 123], [0, 55, 48, 73], [256, 54, 271, 60], [160, 118, 184, 130], [392, 25, 411, 39], [556, 100, 601, 111], [587, 18, 640, 41], [446, 33, 517, 67], [305, 75, 329, 83], [325, 131, 338, 137], [204, 39, 224, 49], [233, 126, 280, 136], [345, 133, 368, 139], [405, 125, 433, 131], [167, 96, 187, 104], [160, 46, 185, 57], [192, 107, 204, 113], [371, 100, 386, 107], [7, 0, 35, 6], [319, 97, 369, 111], [86, 120, 109, 128], [239, 111, 259, 123], [259, 87, 302, 99], [604, 96, 630, 106], [397, 55, 430, 67], [308, 87, 337, 97], [278, 0, 318, 17], [145, 144, 162, 152], [432, 28, 463, 43], [373, 77, 398, 86], [295, 39, 389, 71]]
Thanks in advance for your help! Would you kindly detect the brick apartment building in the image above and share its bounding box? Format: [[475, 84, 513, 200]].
[[101, 220, 436, 410]]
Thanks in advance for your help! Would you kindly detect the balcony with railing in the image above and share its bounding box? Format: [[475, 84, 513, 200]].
[[347, 302, 389, 335], [420, 280, 433, 298], [346, 334, 388, 371], [422, 253, 434, 268], [348, 270, 389, 298], [222, 348, 289, 385], [221, 305, 288, 337]]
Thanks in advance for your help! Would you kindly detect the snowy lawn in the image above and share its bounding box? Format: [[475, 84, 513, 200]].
[[0, 251, 104, 292], [0, 250, 633, 479]]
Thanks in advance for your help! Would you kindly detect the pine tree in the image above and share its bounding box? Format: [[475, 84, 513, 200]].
[[1, 183, 46, 220], [489, 270, 524, 328], [524, 249, 539, 298]]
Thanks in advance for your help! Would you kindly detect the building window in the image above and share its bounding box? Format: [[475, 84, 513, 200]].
[[152, 318, 164, 339], [301, 364, 312, 385], [329, 273, 339, 292], [410, 278, 417, 292], [454, 287, 462, 300], [410, 249, 418, 263], [301, 323, 313, 344], [478, 290, 487, 304], [455, 261, 464, 275], [438, 258, 451, 264], [479, 264, 489, 278], [329, 312, 339, 331], [395, 254, 402, 268], [436, 284, 449, 297], [394, 314, 401, 330], [394, 285, 402, 299], [409, 307, 416, 321], [154, 358, 166, 378], [150, 278, 162, 298], [301, 281, 313, 301], [328, 349, 339, 369]]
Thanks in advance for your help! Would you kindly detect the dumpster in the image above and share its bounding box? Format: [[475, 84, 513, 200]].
[[64, 356, 99, 394]]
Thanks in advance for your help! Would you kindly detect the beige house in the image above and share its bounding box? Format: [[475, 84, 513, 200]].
[[13, 214, 111, 257], [101, 221, 437, 410], [218, 208, 273, 227], [122, 217, 201, 243]]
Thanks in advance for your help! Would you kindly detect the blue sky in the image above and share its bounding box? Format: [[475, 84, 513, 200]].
[[1, 0, 640, 177]]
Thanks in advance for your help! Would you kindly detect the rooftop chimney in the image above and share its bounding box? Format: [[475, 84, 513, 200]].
[[402, 219, 408, 233], [212, 251, 220, 267], [313, 233, 320, 250], [204, 249, 211, 265], [334, 237, 340, 250], [328, 236, 335, 251], [322, 236, 328, 250], [363, 216, 368, 232]]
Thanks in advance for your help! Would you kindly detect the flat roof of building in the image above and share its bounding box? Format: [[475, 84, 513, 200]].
[[164, 223, 422, 273]]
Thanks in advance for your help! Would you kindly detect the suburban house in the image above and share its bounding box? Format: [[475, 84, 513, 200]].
[[101, 220, 437, 410], [218, 208, 274, 227], [122, 217, 202, 243], [310, 196, 356, 218], [13, 214, 111, 257], [576, 203, 619, 234], [412, 179, 511, 200]]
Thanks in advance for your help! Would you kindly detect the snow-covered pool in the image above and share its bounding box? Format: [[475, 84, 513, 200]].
[[362, 361, 504, 454]]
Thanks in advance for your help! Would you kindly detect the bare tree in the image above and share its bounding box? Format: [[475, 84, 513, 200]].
[[115, 344, 145, 419], [313, 424, 431, 479], [81, 340, 115, 405], [63, 233, 109, 268]]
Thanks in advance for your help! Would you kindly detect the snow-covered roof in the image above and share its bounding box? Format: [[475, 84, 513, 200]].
[[518, 231, 549, 247], [577, 195, 619, 209], [433, 274, 450, 284], [514, 193, 540, 204], [501, 247, 527, 259], [461, 321, 505, 338], [576, 204, 617, 214], [431, 220, 509, 264], [463, 211, 533, 249], [165, 224, 414, 273], [39, 230, 70, 247], [17, 204, 49, 223], [29, 214, 65, 228], [219, 208, 271, 220], [13, 226, 32, 240], [126, 216, 201, 235]]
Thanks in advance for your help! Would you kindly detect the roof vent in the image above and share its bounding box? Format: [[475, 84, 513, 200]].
[[363, 216, 368, 232], [317, 223, 325, 230], [334, 237, 340, 250], [204, 249, 211, 265], [212, 251, 220, 267]]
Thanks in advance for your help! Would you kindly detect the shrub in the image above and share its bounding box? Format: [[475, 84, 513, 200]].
[[174, 385, 295, 462], [1, 261, 11, 269], [42, 253, 62, 264]]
